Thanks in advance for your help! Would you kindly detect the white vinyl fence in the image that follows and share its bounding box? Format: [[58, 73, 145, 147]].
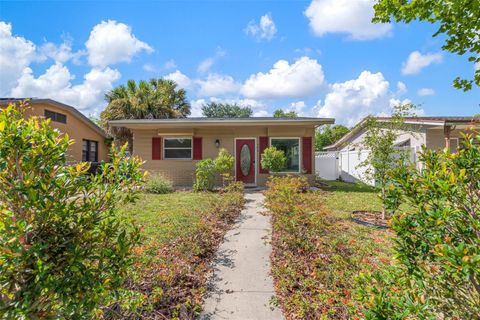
[[316, 147, 420, 186]]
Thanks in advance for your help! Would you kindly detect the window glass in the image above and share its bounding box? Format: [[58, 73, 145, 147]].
[[56, 113, 67, 124], [44, 109, 67, 124], [271, 138, 300, 172], [164, 138, 192, 159], [45, 110, 56, 121], [164, 149, 192, 159], [164, 138, 191, 148], [82, 140, 88, 162], [82, 139, 98, 162]]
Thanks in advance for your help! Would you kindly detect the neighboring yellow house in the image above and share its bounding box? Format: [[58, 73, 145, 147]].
[[0, 98, 109, 163], [108, 117, 334, 187]]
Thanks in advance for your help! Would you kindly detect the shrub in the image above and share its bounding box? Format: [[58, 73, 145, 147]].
[[222, 180, 244, 194], [214, 148, 234, 186], [144, 174, 173, 194], [193, 158, 216, 191], [356, 134, 480, 319], [261, 146, 287, 173], [0, 103, 145, 318]]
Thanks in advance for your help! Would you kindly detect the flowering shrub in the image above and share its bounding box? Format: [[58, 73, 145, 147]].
[[0, 103, 144, 318], [356, 135, 480, 319]]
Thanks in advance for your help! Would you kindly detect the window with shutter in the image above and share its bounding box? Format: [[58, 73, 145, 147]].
[[152, 137, 162, 160], [259, 136, 269, 173]]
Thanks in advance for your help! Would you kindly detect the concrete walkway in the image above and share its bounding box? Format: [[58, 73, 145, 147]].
[[200, 191, 284, 320]]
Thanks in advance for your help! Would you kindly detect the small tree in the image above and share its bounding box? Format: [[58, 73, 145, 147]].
[[357, 134, 480, 319], [214, 148, 234, 186], [0, 103, 145, 318], [261, 147, 287, 173], [358, 103, 416, 219]]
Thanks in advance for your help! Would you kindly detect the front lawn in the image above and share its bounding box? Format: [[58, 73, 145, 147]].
[[266, 177, 395, 319], [115, 190, 245, 318]]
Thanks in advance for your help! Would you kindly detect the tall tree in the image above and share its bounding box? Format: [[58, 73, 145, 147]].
[[315, 125, 350, 151], [101, 78, 190, 148], [273, 109, 298, 118], [201, 102, 252, 118], [373, 0, 480, 91]]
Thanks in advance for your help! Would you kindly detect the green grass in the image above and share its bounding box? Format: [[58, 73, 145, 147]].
[[121, 192, 220, 243], [116, 190, 244, 318], [320, 179, 383, 215]]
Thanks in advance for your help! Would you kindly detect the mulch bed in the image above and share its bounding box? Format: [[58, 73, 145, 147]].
[[351, 210, 389, 229]]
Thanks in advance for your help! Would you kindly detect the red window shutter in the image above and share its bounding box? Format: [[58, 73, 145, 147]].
[[193, 137, 202, 160], [152, 137, 162, 160], [259, 136, 269, 173], [302, 137, 312, 174]]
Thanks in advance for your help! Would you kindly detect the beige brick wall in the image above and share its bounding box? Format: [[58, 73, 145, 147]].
[[132, 125, 316, 187]]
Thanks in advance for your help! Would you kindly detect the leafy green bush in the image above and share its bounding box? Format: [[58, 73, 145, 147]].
[[193, 158, 216, 191], [214, 148, 234, 186], [144, 174, 173, 194], [260, 146, 287, 173], [0, 103, 145, 318], [356, 134, 480, 319]]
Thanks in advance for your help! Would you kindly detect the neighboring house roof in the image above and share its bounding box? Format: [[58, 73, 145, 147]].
[[325, 116, 479, 151], [108, 117, 335, 128], [0, 98, 107, 138]]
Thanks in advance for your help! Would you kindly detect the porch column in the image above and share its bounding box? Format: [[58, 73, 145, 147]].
[[444, 125, 451, 149]]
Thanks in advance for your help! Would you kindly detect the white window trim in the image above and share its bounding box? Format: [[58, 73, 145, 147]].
[[269, 137, 301, 174], [163, 136, 193, 160]]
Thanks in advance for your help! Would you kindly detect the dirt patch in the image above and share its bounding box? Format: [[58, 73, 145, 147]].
[[351, 211, 389, 229]]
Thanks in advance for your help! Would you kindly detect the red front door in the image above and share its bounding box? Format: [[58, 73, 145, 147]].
[[236, 139, 256, 185]]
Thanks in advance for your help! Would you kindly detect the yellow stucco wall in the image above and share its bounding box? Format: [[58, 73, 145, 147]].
[[16, 102, 109, 163], [132, 125, 316, 187]]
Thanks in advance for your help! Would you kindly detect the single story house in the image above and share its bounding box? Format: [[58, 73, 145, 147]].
[[108, 117, 334, 187], [0, 98, 109, 163], [317, 116, 479, 184], [325, 116, 480, 152]]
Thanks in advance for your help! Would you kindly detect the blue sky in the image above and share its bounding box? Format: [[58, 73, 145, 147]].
[[0, 0, 478, 126]]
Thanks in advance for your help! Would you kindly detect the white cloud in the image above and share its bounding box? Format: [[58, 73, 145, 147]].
[[241, 56, 325, 99], [163, 59, 177, 70], [11, 63, 120, 112], [196, 73, 241, 96], [190, 99, 207, 117], [39, 40, 84, 64], [142, 63, 156, 72], [164, 70, 192, 89], [197, 57, 215, 73], [304, 0, 392, 40], [0, 21, 38, 95], [86, 20, 153, 67], [401, 51, 443, 75], [245, 13, 277, 41], [315, 71, 394, 126], [417, 87, 435, 96], [396, 81, 407, 95], [197, 47, 226, 73]]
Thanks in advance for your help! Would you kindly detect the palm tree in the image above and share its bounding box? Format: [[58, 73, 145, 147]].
[[101, 78, 191, 150]]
